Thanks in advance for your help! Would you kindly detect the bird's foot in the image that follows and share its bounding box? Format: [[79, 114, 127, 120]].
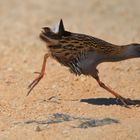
[[27, 72, 44, 96], [116, 97, 136, 108]]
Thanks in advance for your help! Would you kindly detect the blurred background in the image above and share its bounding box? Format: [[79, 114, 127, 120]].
[[0, 0, 140, 139]]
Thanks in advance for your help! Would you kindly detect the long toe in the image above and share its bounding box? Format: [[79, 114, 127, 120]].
[[119, 98, 129, 108], [116, 97, 138, 108], [125, 98, 139, 106], [115, 97, 129, 108]]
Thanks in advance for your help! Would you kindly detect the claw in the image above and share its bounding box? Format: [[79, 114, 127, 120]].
[[116, 97, 137, 108], [116, 98, 130, 108]]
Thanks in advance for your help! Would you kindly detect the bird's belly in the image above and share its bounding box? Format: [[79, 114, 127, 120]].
[[77, 52, 105, 75]]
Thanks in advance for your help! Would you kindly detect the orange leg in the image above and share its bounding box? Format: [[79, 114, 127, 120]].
[[96, 79, 134, 107], [27, 53, 49, 96]]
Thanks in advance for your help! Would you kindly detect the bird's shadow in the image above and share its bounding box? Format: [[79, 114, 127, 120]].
[[15, 113, 119, 129], [80, 98, 140, 106]]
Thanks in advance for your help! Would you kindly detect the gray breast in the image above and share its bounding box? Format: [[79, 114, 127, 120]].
[[68, 51, 106, 76]]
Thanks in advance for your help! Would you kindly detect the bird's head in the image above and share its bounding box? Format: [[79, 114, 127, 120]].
[[120, 43, 140, 60], [132, 43, 140, 53], [128, 43, 140, 57], [40, 19, 71, 46]]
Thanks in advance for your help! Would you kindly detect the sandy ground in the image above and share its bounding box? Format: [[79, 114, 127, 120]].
[[0, 0, 140, 139]]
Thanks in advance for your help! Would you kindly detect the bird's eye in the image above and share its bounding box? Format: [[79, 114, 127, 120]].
[[42, 27, 50, 33]]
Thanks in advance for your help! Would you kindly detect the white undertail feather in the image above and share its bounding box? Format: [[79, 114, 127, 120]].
[[51, 21, 62, 33]]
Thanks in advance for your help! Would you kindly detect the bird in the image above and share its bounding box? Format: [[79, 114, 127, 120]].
[[27, 19, 140, 107]]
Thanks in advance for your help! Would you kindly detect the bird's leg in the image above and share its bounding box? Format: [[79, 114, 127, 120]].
[[27, 53, 49, 96], [95, 77, 133, 106]]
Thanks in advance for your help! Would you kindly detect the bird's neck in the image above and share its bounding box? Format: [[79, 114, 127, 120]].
[[107, 44, 140, 62]]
